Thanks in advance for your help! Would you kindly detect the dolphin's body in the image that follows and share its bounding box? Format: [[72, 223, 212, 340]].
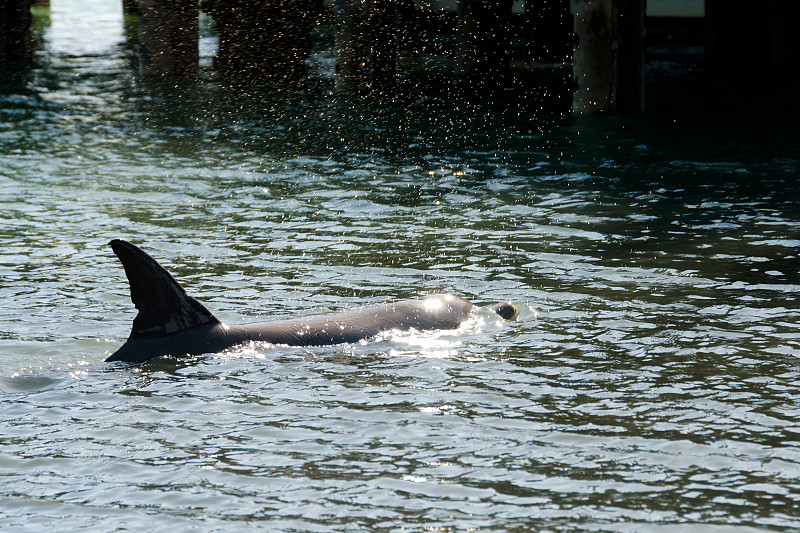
[[105, 239, 518, 364]]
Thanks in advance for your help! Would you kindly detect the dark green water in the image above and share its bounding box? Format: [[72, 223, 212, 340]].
[[2, 1, 800, 531]]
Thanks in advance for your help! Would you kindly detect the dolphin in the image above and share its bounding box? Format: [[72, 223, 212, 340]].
[[104, 239, 518, 364]]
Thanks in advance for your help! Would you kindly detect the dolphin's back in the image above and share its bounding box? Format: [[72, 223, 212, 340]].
[[233, 295, 475, 346]]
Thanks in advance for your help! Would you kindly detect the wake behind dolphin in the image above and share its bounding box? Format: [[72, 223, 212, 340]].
[[105, 239, 518, 363]]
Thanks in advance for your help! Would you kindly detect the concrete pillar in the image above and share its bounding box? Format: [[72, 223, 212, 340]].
[[456, 0, 515, 81], [204, 0, 316, 83], [573, 0, 645, 114], [335, 0, 399, 95], [1, 0, 32, 68], [138, 0, 198, 77]]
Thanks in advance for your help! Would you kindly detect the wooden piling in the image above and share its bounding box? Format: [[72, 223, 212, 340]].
[[138, 0, 198, 77], [573, 0, 645, 114], [1, 0, 32, 68], [335, 0, 399, 95]]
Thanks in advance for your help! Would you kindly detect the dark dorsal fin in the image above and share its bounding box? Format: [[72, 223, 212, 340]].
[[110, 239, 219, 339]]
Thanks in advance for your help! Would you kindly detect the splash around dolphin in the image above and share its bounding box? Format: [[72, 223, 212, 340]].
[[104, 239, 519, 364]]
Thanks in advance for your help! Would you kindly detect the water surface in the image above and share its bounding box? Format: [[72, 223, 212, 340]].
[[2, 1, 800, 531]]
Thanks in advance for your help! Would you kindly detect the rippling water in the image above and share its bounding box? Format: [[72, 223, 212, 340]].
[[2, 1, 800, 531]]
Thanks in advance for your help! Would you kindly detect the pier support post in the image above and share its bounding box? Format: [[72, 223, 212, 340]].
[[456, 0, 515, 82], [572, 0, 645, 114], [204, 0, 316, 83], [335, 0, 399, 95], [138, 0, 198, 77], [1, 0, 32, 69]]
